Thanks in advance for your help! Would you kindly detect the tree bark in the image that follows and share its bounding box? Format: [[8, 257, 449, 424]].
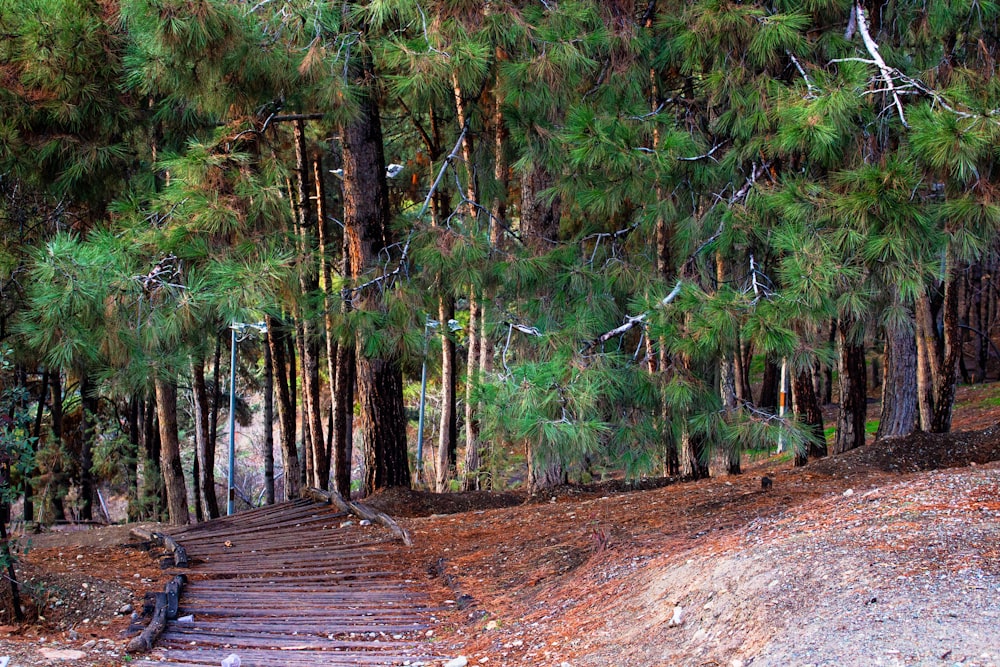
[[758, 357, 779, 412], [833, 318, 867, 454], [876, 320, 919, 440], [154, 378, 189, 526], [77, 373, 98, 522], [342, 47, 410, 496], [915, 293, 936, 429], [263, 335, 275, 505], [267, 317, 301, 500], [931, 273, 962, 432], [434, 297, 458, 492], [190, 355, 219, 519], [293, 119, 328, 489], [23, 369, 49, 525], [462, 293, 484, 489], [791, 368, 826, 464]]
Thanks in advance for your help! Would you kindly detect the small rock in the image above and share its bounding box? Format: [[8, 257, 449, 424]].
[[82, 640, 97, 649], [75, 555, 83, 560], [485, 620, 499, 631], [118, 604, 133, 615], [691, 628, 708, 643], [669, 606, 685, 627], [359, 520, 372, 526], [177, 615, 194, 624], [39, 648, 87, 660], [67, 630, 79, 641], [444, 657, 469, 667], [732, 660, 745, 667], [221, 654, 241, 667], [843, 488, 854, 497], [339, 521, 354, 528]]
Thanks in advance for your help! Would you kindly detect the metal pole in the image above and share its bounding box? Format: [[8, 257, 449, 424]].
[[227, 326, 238, 515], [415, 330, 430, 482], [777, 357, 788, 453]]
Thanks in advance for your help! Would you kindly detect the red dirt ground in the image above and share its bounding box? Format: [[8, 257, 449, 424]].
[[1, 384, 999, 666]]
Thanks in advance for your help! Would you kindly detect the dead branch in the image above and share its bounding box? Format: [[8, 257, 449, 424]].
[[854, 3, 908, 127], [303, 487, 413, 546]]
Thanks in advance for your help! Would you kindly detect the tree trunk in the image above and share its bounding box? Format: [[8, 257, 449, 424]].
[[140, 393, 165, 521], [434, 297, 458, 492], [462, 293, 484, 489], [316, 155, 339, 478], [263, 335, 275, 505], [23, 369, 49, 525], [267, 318, 301, 500], [791, 368, 826, 464], [293, 119, 328, 490], [876, 320, 919, 440], [931, 273, 962, 432], [191, 356, 219, 519], [332, 335, 356, 497], [758, 357, 779, 412], [208, 332, 223, 476], [915, 293, 936, 430], [154, 378, 189, 526], [342, 47, 410, 496], [78, 373, 98, 522], [125, 396, 141, 522], [833, 318, 867, 454]]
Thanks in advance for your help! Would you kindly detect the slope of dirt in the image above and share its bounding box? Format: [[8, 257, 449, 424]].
[[374, 424, 1000, 667]]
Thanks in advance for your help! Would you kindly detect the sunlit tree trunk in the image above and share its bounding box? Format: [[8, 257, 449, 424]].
[[876, 318, 918, 440], [154, 377, 189, 525], [191, 355, 219, 519], [267, 318, 301, 500]]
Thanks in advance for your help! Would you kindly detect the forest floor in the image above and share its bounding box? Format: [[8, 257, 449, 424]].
[[0, 385, 999, 666]]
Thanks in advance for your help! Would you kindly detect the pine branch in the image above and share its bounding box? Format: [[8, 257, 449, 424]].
[[580, 280, 682, 354]]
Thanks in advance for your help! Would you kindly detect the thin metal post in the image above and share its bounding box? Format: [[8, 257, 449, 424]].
[[777, 358, 788, 453], [227, 326, 238, 515], [415, 326, 431, 481]]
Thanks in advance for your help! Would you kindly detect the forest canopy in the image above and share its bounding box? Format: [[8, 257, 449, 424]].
[[2, 0, 999, 526]]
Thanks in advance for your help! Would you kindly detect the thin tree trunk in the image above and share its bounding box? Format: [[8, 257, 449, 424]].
[[154, 378, 189, 526], [191, 356, 219, 518], [876, 319, 919, 440], [125, 397, 141, 522], [915, 293, 936, 429], [78, 373, 98, 522], [208, 332, 222, 475], [434, 297, 458, 492], [332, 335, 356, 498], [931, 272, 962, 432], [267, 318, 301, 500], [263, 337, 275, 505], [462, 293, 483, 489], [316, 155, 338, 473], [23, 369, 49, 525], [293, 119, 327, 490]]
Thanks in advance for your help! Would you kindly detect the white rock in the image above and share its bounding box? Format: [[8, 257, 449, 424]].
[[669, 606, 685, 627], [485, 620, 499, 630], [221, 654, 241, 667], [444, 658, 469, 667], [39, 648, 87, 660], [360, 520, 372, 526], [732, 660, 745, 667], [177, 614, 194, 624], [843, 488, 854, 497]]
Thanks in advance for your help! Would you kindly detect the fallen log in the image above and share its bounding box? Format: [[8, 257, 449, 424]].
[[303, 488, 413, 546], [127, 574, 186, 653], [130, 527, 189, 568]]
